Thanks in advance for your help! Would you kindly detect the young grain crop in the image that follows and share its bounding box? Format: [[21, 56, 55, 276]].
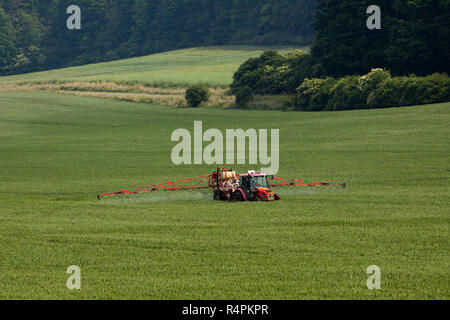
[[0, 91, 448, 299]]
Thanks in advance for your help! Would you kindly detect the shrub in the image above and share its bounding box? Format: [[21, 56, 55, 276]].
[[327, 76, 365, 110], [358, 68, 391, 93], [294, 72, 450, 111], [231, 51, 286, 96], [261, 63, 292, 94], [235, 86, 253, 108], [185, 84, 209, 107], [231, 57, 260, 92], [403, 73, 450, 105], [308, 78, 336, 111], [366, 77, 407, 108], [231, 50, 323, 96], [285, 50, 325, 93], [259, 50, 286, 66], [294, 78, 336, 111], [237, 68, 265, 93], [426, 73, 450, 102], [367, 73, 450, 108]]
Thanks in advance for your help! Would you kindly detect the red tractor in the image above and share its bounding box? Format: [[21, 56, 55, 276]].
[[211, 168, 280, 202], [97, 167, 345, 201]]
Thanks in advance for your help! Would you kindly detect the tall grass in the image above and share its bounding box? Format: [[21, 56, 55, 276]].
[[0, 81, 235, 108]]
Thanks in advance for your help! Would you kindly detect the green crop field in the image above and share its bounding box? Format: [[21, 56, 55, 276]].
[[0, 46, 302, 86], [0, 89, 448, 299]]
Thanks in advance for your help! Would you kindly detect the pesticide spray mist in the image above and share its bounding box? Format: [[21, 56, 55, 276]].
[[100, 187, 343, 204], [102, 191, 212, 204]]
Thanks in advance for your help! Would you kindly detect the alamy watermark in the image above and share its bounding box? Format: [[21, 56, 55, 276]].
[[66, 5, 81, 30], [367, 5, 381, 30], [66, 5, 380, 32], [366, 265, 381, 290], [64, 263, 381, 291], [171, 121, 279, 175], [66, 265, 81, 290]]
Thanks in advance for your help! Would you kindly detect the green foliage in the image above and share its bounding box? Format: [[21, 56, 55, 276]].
[[366, 76, 408, 108], [235, 86, 253, 108], [0, 0, 316, 75], [284, 50, 324, 91], [358, 68, 391, 94], [327, 76, 366, 111], [312, 0, 450, 77], [367, 73, 450, 108], [0, 4, 46, 74], [293, 69, 450, 111], [231, 50, 323, 95], [293, 77, 336, 111], [185, 84, 209, 107], [231, 51, 287, 95], [0, 8, 17, 74]]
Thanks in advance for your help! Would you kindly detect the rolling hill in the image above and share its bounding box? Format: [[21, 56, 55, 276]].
[[0, 46, 303, 86]]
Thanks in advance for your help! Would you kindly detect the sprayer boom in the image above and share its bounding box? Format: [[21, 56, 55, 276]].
[[97, 168, 345, 200], [97, 174, 213, 199]]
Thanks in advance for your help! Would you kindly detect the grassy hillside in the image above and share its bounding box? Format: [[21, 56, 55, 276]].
[[0, 91, 448, 299], [0, 46, 302, 86]]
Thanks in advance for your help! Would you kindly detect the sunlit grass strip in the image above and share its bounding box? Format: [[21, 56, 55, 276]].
[[0, 81, 235, 108]]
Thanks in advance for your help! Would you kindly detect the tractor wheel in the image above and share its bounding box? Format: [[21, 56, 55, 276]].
[[213, 190, 223, 201], [274, 194, 281, 201], [233, 192, 244, 202]]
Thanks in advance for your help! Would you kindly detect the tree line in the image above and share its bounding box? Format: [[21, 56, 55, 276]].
[[231, 0, 450, 110], [0, 0, 316, 75], [312, 0, 449, 77]]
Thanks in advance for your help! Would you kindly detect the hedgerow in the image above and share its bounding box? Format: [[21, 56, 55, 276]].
[[292, 69, 450, 111]]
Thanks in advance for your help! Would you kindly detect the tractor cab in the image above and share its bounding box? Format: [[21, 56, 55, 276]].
[[212, 168, 280, 202], [239, 171, 280, 201]]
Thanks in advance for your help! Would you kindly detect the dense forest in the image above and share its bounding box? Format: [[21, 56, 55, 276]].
[[232, 0, 450, 91], [0, 0, 316, 75], [312, 0, 450, 77], [230, 0, 450, 111]]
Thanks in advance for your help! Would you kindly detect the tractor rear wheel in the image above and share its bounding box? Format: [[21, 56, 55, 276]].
[[233, 192, 244, 202], [213, 190, 223, 201]]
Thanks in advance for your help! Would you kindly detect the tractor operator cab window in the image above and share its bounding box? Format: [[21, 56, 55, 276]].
[[250, 176, 268, 190]]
